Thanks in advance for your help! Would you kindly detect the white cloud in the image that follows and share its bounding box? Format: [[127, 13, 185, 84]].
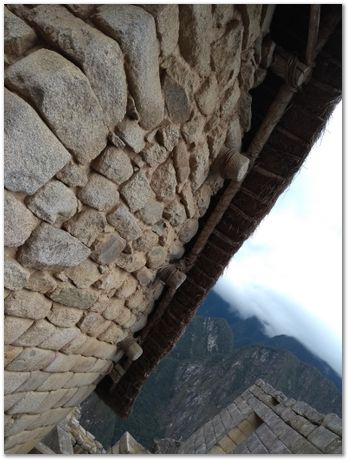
[[214, 103, 342, 375]]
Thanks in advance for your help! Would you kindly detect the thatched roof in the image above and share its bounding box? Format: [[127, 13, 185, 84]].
[[97, 5, 342, 417]]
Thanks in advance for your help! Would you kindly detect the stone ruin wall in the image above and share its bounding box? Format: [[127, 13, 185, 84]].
[[4, 4, 272, 453]]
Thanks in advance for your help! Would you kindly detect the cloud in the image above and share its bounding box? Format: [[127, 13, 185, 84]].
[[213, 103, 342, 375]]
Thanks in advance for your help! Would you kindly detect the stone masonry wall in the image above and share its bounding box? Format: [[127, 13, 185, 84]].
[[4, 4, 271, 453]]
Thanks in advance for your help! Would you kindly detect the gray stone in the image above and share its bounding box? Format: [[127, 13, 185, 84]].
[[163, 75, 191, 124], [4, 89, 70, 195], [238, 5, 262, 50], [49, 284, 98, 309], [308, 426, 338, 452], [147, 246, 167, 269], [4, 257, 30, 291], [195, 74, 219, 116], [5, 290, 52, 320], [48, 304, 83, 328], [173, 140, 190, 184], [179, 5, 213, 76], [322, 413, 342, 437], [4, 316, 34, 345], [182, 113, 205, 146], [4, 7, 37, 57], [91, 234, 127, 265], [5, 49, 107, 164], [141, 143, 169, 167], [26, 271, 57, 294], [157, 123, 180, 152], [56, 162, 89, 187], [64, 209, 106, 247], [19, 223, 91, 269], [93, 146, 133, 185], [14, 319, 56, 347], [6, 347, 55, 372], [181, 182, 196, 218], [107, 205, 142, 241], [94, 267, 125, 291], [151, 161, 177, 202], [116, 252, 147, 273], [190, 141, 210, 191], [211, 20, 243, 88], [179, 218, 199, 243], [163, 200, 187, 227], [66, 4, 96, 19], [141, 5, 179, 57], [4, 371, 30, 395], [161, 54, 200, 103], [115, 119, 146, 154], [120, 171, 155, 212], [207, 124, 228, 160], [133, 229, 159, 252], [30, 4, 127, 128], [239, 51, 256, 91], [26, 180, 77, 225], [4, 192, 37, 248], [78, 173, 119, 212], [94, 5, 164, 130], [65, 259, 101, 289], [137, 199, 164, 225]]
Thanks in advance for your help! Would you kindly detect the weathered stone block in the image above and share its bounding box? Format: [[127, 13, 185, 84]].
[[181, 182, 196, 218], [60, 333, 88, 354], [12, 372, 49, 394], [4, 257, 30, 291], [26, 271, 57, 294], [63, 384, 95, 408], [308, 426, 339, 452], [93, 146, 133, 185], [151, 161, 177, 202], [5, 290, 52, 320], [40, 327, 81, 351], [4, 7, 37, 57], [26, 180, 77, 225], [5, 49, 107, 164], [238, 5, 262, 50], [107, 205, 142, 241], [71, 356, 99, 373], [79, 312, 111, 337], [4, 346, 24, 368], [126, 289, 145, 311], [80, 337, 117, 360], [64, 209, 107, 247], [141, 142, 169, 167], [91, 234, 127, 265], [14, 319, 56, 347], [156, 123, 180, 152], [49, 284, 98, 309], [19, 224, 91, 270], [7, 347, 56, 372], [4, 371, 30, 395], [48, 304, 83, 328], [138, 199, 164, 225], [196, 74, 219, 116], [322, 413, 342, 437], [115, 119, 146, 153], [136, 266, 156, 286], [116, 252, 147, 273], [190, 141, 210, 191], [98, 323, 126, 345], [116, 274, 138, 299], [120, 171, 155, 212], [182, 113, 205, 146], [65, 259, 101, 289], [78, 173, 119, 212], [94, 268, 125, 291], [56, 161, 89, 188], [4, 192, 37, 248], [44, 353, 80, 373], [163, 200, 187, 227], [163, 75, 191, 124]]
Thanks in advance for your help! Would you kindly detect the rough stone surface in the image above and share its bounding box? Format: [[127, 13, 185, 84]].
[[157, 123, 180, 152], [190, 141, 210, 191], [179, 218, 199, 243], [137, 199, 164, 225], [4, 89, 70, 195], [163, 200, 187, 227], [94, 4, 164, 130], [26, 180, 77, 225], [173, 141, 191, 184], [4, 317, 34, 345], [116, 252, 147, 273], [4, 258, 30, 291], [14, 319, 57, 347], [238, 5, 262, 50], [136, 267, 156, 287], [4, 7, 37, 57], [26, 271, 57, 295], [107, 205, 142, 241], [181, 183, 196, 218], [78, 173, 119, 212], [147, 246, 167, 269], [94, 268, 125, 291], [5, 290, 52, 320], [56, 162, 89, 188], [64, 209, 107, 247], [65, 260, 101, 289], [49, 284, 98, 309], [151, 161, 177, 202], [115, 119, 146, 154], [93, 147, 133, 185], [196, 74, 219, 116], [163, 75, 191, 124], [5, 49, 107, 164], [121, 171, 154, 212], [29, 4, 127, 128], [19, 224, 90, 270], [98, 323, 126, 345], [141, 143, 169, 167], [48, 305, 83, 328], [91, 234, 126, 265], [133, 230, 159, 252], [4, 192, 37, 248]]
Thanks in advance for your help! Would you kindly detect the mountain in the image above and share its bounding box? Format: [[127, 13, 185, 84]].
[[80, 314, 342, 450]]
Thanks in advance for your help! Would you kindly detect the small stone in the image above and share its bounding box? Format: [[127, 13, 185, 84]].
[[179, 5, 213, 76], [163, 200, 187, 227], [64, 209, 107, 247], [163, 75, 191, 124], [4, 89, 71, 195], [26, 271, 57, 294], [173, 140, 190, 184], [213, 5, 235, 38], [225, 116, 242, 152], [190, 141, 210, 191], [179, 218, 199, 243], [79, 313, 110, 336], [151, 161, 177, 202], [107, 205, 142, 241], [182, 113, 205, 146], [156, 123, 180, 152], [181, 182, 196, 218], [93, 146, 133, 185], [4, 316, 34, 345], [4, 7, 37, 57], [239, 91, 252, 132], [49, 284, 98, 309], [94, 267, 125, 291], [4, 371, 30, 395], [141, 143, 169, 167], [147, 246, 167, 269], [66, 4, 96, 19], [221, 82, 241, 121], [239, 52, 256, 91], [196, 74, 219, 116], [161, 54, 200, 102], [116, 252, 147, 273], [169, 241, 185, 260], [4, 257, 30, 291], [126, 289, 146, 312], [133, 229, 159, 252], [5, 49, 107, 164], [4, 346, 24, 367], [26, 180, 77, 225], [137, 199, 164, 225], [207, 124, 228, 160], [103, 298, 125, 321], [5, 290, 52, 320], [91, 234, 126, 265], [238, 5, 262, 50], [78, 173, 119, 212], [98, 322, 126, 345], [120, 171, 154, 212], [56, 161, 89, 187], [4, 192, 37, 248], [93, 5, 164, 130], [322, 414, 342, 437], [115, 119, 146, 154], [136, 267, 156, 286], [19, 223, 90, 270], [195, 183, 211, 217], [65, 259, 101, 288], [48, 305, 83, 327]]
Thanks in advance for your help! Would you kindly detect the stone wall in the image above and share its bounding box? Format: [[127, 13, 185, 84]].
[[4, 4, 270, 453]]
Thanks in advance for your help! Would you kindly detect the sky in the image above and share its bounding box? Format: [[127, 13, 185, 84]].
[[214, 103, 342, 375]]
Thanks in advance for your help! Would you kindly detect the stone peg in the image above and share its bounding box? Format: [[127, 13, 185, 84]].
[[119, 338, 143, 361], [158, 265, 187, 289], [219, 150, 250, 182]]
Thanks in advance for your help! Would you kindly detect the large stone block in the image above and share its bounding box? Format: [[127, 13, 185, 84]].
[[151, 161, 177, 202], [4, 192, 37, 248], [163, 74, 191, 124], [64, 209, 107, 247], [39, 327, 81, 351], [14, 319, 56, 347], [93, 146, 133, 185], [29, 4, 127, 128], [56, 161, 89, 188], [5, 290, 52, 320], [190, 141, 210, 191], [26, 271, 57, 294], [48, 304, 83, 327], [6, 347, 56, 372], [107, 205, 142, 241], [4, 7, 37, 57], [78, 173, 119, 212], [49, 284, 98, 309], [120, 171, 155, 212], [5, 49, 107, 164], [19, 224, 90, 270], [94, 5, 164, 129], [65, 259, 101, 289], [4, 371, 30, 395]]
